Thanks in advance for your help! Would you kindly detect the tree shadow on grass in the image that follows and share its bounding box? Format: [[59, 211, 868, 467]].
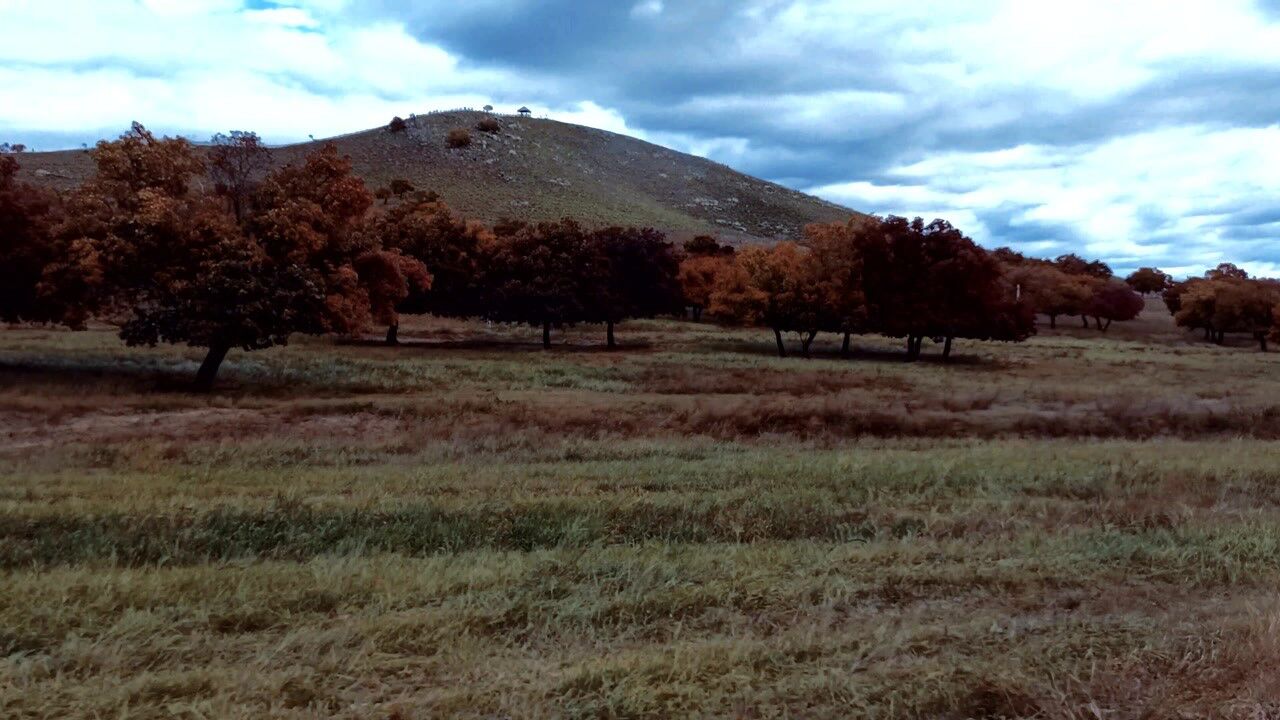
[[702, 337, 995, 367], [0, 358, 207, 395], [336, 336, 657, 354]]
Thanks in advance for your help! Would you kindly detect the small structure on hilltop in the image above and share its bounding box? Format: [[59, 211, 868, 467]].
[[517, 106, 532, 118]]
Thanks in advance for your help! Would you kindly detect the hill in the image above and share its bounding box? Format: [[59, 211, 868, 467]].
[[13, 111, 855, 244]]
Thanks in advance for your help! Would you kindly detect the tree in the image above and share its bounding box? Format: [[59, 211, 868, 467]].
[[1086, 280, 1145, 330], [0, 155, 62, 324], [683, 235, 734, 257], [863, 217, 1032, 360], [1054, 253, 1113, 279], [709, 243, 828, 357], [678, 254, 729, 321], [207, 131, 272, 224], [1174, 276, 1279, 349], [354, 250, 432, 345], [373, 195, 490, 334], [803, 217, 870, 357], [1125, 267, 1172, 295], [706, 256, 767, 331], [586, 226, 683, 347], [52, 125, 386, 390], [481, 219, 602, 348], [389, 178, 415, 200], [1207, 262, 1249, 280], [388, 116, 409, 133], [1006, 264, 1092, 329]]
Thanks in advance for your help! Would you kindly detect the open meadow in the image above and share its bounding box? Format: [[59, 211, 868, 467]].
[[3, 307, 1280, 718]]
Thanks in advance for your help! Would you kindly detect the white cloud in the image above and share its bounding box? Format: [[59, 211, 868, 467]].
[[631, 1, 664, 19], [2, 0, 1280, 271], [811, 124, 1280, 272], [0, 0, 519, 143]]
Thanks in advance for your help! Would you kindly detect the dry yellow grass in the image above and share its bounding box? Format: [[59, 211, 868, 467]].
[[3, 308, 1280, 717]]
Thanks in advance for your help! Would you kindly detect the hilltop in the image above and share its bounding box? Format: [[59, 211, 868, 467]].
[[13, 111, 854, 243]]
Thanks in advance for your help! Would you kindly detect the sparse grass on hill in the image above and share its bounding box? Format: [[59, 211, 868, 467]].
[[14, 111, 854, 244], [3, 308, 1280, 717]]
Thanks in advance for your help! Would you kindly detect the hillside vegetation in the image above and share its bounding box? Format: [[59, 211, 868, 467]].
[[13, 111, 852, 243]]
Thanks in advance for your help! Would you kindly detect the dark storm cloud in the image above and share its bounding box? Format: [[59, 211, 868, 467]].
[[351, 2, 1280, 178], [325, 2, 1280, 270]]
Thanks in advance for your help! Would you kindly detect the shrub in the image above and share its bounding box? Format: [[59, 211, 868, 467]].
[[446, 129, 472, 148], [476, 118, 501, 134], [388, 116, 408, 133], [389, 178, 415, 197]]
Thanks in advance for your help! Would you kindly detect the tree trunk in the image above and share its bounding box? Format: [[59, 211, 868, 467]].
[[1049, 315, 1057, 329], [1204, 327, 1212, 341], [1082, 315, 1090, 328], [1216, 330, 1225, 345], [1104, 319, 1112, 331], [801, 330, 817, 358], [1258, 333, 1268, 352], [1094, 316, 1104, 330], [942, 336, 953, 361], [194, 343, 231, 393], [774, 328, 787, 358], [692, 306, 702, 322], [542, 322, 552, 349], [906, 335, 922, 361], [385, 323, 399, 346], [841, 332, 851, 358], [606, 320, 616, 349]]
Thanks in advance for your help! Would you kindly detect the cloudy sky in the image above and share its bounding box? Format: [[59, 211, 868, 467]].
[[3, 0, 1279, 275]]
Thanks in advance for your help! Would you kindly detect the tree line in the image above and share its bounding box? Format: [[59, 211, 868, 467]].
[[993, 250, 1145, 331], [3, 125, 1276, 390], [0, 125, 686, 389], [678, 217, 1037, 359], [1162, 264, 1280, 351]]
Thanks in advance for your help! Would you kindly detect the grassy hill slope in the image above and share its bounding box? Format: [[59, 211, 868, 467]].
[[14, 111, 855, 243]]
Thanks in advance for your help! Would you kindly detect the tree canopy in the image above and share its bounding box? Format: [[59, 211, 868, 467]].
[[45, 124, 401, 389], [0, 155, 62, 324], [708, 216, 1033, 359]]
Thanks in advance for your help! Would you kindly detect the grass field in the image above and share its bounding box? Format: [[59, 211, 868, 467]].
[[3, 307, 1280, 718]]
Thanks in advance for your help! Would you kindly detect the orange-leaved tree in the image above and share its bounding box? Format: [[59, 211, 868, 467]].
[[50, 124, 396, 390], [1174, 272, 1279, 350], [802, 217, 871, 356], [1005, 263, 1093, 329], [678, 254, 729, 321], [370, 194, 488, 343], [709, 242, 830, 357]]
